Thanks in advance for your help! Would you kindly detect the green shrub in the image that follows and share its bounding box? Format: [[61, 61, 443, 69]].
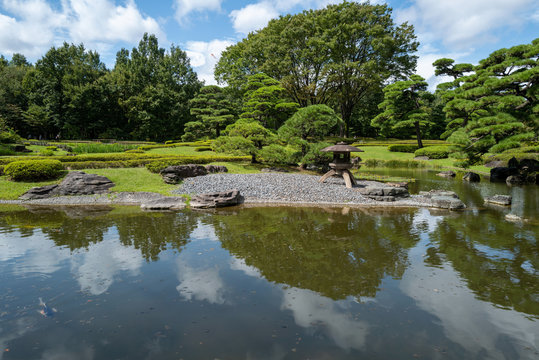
[[125, 149, 145, 153], [301, 142, 333, 165], [165, 140, 174, 145], [39, 150, 54, 156], [388, 144, 419, 153], [258, 144, 300, 165], [4, 160, 65, 181], [453, 160, 469, 168], [46, 146, 57, 151], [194, 146, 212, 152], [0, 145, 16, 156], [145, 155, 250, 173], [414, 146, 451, 159], [0, 130, 23, 144]]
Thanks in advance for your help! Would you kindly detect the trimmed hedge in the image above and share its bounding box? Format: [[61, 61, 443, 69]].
[[414, 146, 451, 159], [364, 159, 432, 168], [388, 144, 419, 153], [194, 146, 212, 152], [4, 159, 65, 181], [145, 156, 250, 173]]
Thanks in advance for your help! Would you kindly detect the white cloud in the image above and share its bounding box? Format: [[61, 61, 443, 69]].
[[0, 0, 66, 56], [185, 39, 234, 84], [67, 0, 164, 44], [396, 0, 534, 49], [0, 0, 164, 59], [174, 0, 222, 24], [229, 1, 279, 35]]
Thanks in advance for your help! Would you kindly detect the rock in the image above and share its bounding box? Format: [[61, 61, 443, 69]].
[[386, 182, 408, 189], [414, 156, 430, 161], [484, 160, 505, 168], [508, 157, 519, 168], [205, 165, 228, 173], [160, 165, 208, 184], [190, 190, 242, 209], [430, 196, 466, 210], [20, 171, 114, 200], [141, 197, 186, 210], [56, 171, 114, 195], [437, 171, 456, 178], [13, 144, 32, 153], [505, 214, 523, 223], [506, 175, 525, 186], [484, 195, 512, 206], [261, 167, 289, 173], [519, 159, 539, 172], [19, 185, 59, 200], [490, 167, 518, 183], [358, 186, 409, 201], [419, 190, 459, 199], [462, 172, 481, 182]]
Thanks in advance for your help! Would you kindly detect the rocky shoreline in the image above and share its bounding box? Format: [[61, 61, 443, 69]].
[[0, 173, 466, 210]]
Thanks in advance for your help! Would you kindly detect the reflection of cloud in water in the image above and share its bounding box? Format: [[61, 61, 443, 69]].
[[412, 208, 444, 233], [176, 259, 226, 304], [229, 257, 262, 278], [189, 221, 219, 242], [282, 288, 369, 351], [400, 260, 539, 359], [0, 317, 36, 360], [72, 230, 143, 295], [0, 231, 70, 275]]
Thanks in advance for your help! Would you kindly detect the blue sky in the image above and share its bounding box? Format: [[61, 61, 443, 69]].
[[0, 0, 537, 87]]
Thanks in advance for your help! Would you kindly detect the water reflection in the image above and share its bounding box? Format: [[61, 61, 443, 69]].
[[211, 206, 421, 299]]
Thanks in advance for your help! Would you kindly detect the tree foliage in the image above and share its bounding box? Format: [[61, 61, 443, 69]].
[[439, 38, 538, 162], [212, 120, 275, 162], [372, 75, 433, 148], [215, 1, 418, 137]]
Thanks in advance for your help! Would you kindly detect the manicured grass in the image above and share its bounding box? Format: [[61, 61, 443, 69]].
[[83, 168, 178, 195], [354, 146, 415, 161], [0, 176, 59, 200]]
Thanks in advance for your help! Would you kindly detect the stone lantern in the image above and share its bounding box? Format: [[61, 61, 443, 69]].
[[319, 142, 364, 188]]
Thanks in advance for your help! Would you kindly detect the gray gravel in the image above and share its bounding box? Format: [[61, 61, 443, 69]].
[[175, 173, 428, 207]]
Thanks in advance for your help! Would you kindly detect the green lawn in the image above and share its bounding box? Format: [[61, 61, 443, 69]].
[[354, 146, 414, 161], [0, 177, 60, 200], [146, 146, 217, 156], [84, 168, 179, 195]]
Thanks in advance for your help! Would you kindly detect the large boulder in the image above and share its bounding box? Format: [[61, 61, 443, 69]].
[[19, 171, 114, 200], [141, 197, 187, 210], [490, 167, 518, 183], [358, 186, 409, 201], [484, 195, 512, 206], [519, 159, 539, 172], [436, 170, 456, 178], [462, 172, 481, 182], [205, 165, 228, 174], [419, 189, 466, 210], [190, 190, 242, 209], [160, 164, 208, 184]]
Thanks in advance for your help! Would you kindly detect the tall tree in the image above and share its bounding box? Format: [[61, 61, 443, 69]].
[[440, 38, 538, 162], [215, 1, 418, 137], [371, 75, 433, 148], [240, 73, 299, 130], [182, 85, 235, 141], [113, 34, 202, 141], [0, 55, 31, 135]]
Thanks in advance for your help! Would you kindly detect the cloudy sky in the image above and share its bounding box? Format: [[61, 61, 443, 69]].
[[0, 0, 537, 85]]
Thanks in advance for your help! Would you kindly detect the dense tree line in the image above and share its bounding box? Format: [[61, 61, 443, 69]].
[[0, 34, 201, 142]]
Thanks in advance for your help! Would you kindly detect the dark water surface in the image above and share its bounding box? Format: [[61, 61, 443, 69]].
[[0, 170, 537, 359]]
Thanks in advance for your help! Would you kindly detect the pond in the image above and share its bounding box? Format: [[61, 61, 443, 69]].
[[0, 170, 537, 359]]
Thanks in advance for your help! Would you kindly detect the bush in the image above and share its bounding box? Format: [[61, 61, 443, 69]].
[[301, 142, 333, 165], [46, 146, 57, 151], [0, 130, 23, 144], [388, 144, 419, 153], [0, 145, 16, 156], [145, 155, 250, 173], [258, 144, 300, 165], [4, 160, 65, 181], [125, 149, 145, 153], [414, 146, 451, 159], [165, 140, 175, 145], [39, 150, 54, 156]]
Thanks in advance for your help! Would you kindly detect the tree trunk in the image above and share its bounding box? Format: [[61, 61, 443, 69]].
[[414, 121, 423, 148]]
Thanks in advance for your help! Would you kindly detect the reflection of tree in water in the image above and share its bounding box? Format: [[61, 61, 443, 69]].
[[0, 206, 199, 262], [427, 212, 539, 316], [212, 207, 420, 300], [115, 211, 199, 261]]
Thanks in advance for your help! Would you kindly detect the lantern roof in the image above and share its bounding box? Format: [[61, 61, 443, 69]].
[[321, 142, 364, 153]]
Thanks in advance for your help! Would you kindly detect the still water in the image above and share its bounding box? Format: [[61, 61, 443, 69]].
[[0, 170, 537, 359]]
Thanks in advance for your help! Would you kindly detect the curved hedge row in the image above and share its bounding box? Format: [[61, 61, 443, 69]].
[[414, 146, 451, 159], [4, 160, 65, 181], [387, 144, 419, 153]]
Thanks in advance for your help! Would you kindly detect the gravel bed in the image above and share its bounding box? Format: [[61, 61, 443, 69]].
[[175, 173, 428, 207]]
